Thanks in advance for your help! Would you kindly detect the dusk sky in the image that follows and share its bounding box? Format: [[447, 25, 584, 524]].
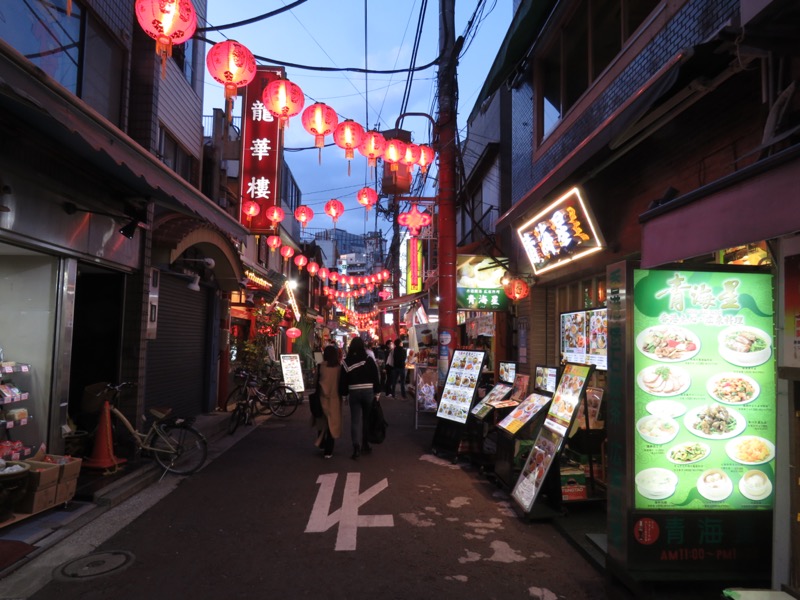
[[201, 1, 512, 240]]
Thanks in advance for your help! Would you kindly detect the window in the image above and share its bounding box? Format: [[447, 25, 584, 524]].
[[0, 0, 124, 124], [172, 38, 195, 86], [536, 0, 659, 143], [159, 128, 194, 182]]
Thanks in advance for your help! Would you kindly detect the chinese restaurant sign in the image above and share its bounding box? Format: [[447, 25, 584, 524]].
[[406, 238, 423, 294], [239, 67, 283, 233], [632, 269, 775, 511], [517, 187, 604, 275], [456, 255, 508, 311]]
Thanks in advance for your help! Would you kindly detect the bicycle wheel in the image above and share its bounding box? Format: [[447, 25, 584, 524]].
[[225, 385, 246, 412], [253, 385, 273, 415], [151, 424, 208, 475], [227, 403, 244, 435], [268, 385, 300, 417]]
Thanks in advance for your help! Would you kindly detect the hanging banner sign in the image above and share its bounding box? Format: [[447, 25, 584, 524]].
[[239, 67, 284, 233], [517, 186, 604, 275], [456, 255, 508, 311]]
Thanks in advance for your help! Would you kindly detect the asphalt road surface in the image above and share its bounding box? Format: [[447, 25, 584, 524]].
[[21, 398, 640, 600]]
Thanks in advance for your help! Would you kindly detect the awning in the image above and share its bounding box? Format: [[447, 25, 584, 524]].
[[374, 291, 427, 310], [640, 145, 800, 267], [241, 257, 286, 302], [0, 40, 249, 242]]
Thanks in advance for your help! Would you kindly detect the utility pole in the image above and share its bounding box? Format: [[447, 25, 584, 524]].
[[437, 0, 458, 381]]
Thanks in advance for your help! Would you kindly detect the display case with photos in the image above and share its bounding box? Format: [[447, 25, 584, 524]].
[[498, 361, 516, 384], [560, 308, 607, 370], [534, 365, 560, 395]]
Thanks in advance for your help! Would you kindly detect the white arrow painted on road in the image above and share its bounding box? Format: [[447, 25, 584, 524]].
[[305, 473, 394, 551]]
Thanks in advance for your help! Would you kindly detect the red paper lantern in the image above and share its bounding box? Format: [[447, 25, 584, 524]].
[[206, 40, 256, 120], [263, 78, 304, 127], [280, 246, 295, 261], [333, 120, 365, 175], [294, 254, 308, 270], [401, 143, 421, 167], [381, 270, 390, 280], [329, 271, 339, 284], [504, 278, 530, 301], [242, 200, 260, 219], [318, 267, 329, 281], [417, 144, 435, 174], [307, 262, 319, 277], [265, 205, 285, 228], [301, 103, 338, 163], [358, 130, 386, 168], [294, 205, 314, 229], [356, 187, 378, 214], [266, 235, 282, 252], [383, 138, 407, 172], [136, 0, 197, 79], [324, 199, 345, 225], [286, 327, 302, 339]]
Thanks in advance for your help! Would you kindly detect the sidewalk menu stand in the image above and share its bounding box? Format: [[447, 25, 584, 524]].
[[431, 350, 486, 462], [466, 381, 515, 471], [510, 363, 595, 518]]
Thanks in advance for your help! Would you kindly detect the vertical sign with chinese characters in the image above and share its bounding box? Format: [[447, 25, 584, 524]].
[[627, 268, 774, 578], [239, 67, 284, 233]]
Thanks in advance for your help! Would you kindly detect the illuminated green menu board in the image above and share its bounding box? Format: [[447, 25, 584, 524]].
[[633, 269, 775, 510]]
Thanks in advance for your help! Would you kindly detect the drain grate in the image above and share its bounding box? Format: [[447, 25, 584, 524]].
[[53, 550, 135, 581]]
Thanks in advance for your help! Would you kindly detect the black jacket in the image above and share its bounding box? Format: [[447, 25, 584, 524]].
[[392, 345, 407, 369], [339, 355, 381, 396]]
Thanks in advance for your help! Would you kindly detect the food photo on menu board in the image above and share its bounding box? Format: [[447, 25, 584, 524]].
[[436, 350, 485, 424], [279, 354, 305, 392], [498, 393, 552, 435], [543, 363, 594, 437], [471, 383, 513, 419], [632, 269, 776, 510], [534, 365, 559, 394], [509, 374, 530, 403], [511, 426, 562, 512], [560, 308, 608, 370]]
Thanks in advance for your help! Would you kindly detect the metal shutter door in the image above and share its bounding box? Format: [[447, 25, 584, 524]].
[[145, 274, 209, 417]]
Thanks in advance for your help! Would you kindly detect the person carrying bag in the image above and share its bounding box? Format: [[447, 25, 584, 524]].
[[312, 345, 342, 458], [339, 337, 381, 459]]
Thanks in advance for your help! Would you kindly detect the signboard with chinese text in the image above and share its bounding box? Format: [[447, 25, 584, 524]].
[[517, 187, 604, 275], [456, 255, 508, 311], [406, 237, 423, 294], [239, 67, 283, 233], [632, 269, 775, 512]]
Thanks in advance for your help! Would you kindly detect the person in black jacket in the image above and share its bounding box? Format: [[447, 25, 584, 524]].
[[339, 337, 381, 459], [386, 338, 407, 399]]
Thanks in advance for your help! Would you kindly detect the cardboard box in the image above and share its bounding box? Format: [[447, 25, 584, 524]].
[[560, 467, 587, 501], [16, 483, 57, 514], [44, 455, 82, 482], [55, 478, 77, 505], [23, 461, 60, 490]]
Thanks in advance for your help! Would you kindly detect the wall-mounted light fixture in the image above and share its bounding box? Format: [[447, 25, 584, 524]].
[[63, 201, 143, 238], [182, 257, 216, 269], [187, 274, 201, 292]]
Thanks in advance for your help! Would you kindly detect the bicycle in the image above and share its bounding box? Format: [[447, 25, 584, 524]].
[[257, 362, 301, 418], [98, 382, 207, 475], [226, 370, 265, 434]]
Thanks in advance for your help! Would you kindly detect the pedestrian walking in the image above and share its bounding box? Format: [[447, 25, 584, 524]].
[[387, 338, 407, 399], [313, 345, 342, 458], [339, 337, 381, 459], [383, 339, 395, 395]]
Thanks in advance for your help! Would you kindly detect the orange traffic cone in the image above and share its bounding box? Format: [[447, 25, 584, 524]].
[[83, 400, 127, 471]]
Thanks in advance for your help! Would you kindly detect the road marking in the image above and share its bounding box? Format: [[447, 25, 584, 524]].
[[305, 472, 394, 551]]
